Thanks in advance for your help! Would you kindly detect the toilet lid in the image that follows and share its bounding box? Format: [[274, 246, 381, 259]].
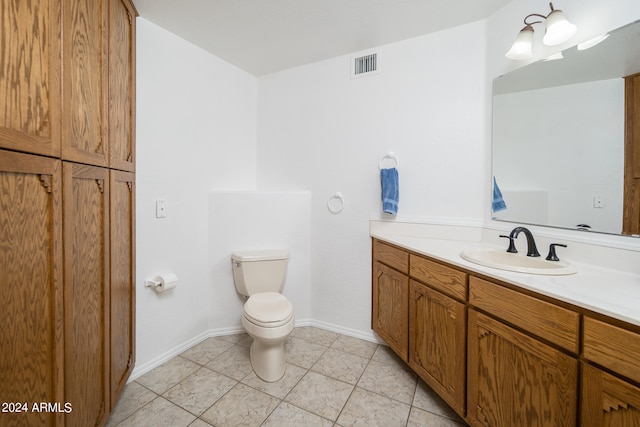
[[244, 292, 293, 326]]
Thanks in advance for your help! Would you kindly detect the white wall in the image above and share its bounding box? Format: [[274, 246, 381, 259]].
[[257, 22, 488, 333], [208, 191, 312, 329], [135, 18, 257, 370], [133, 0, 640, 374]]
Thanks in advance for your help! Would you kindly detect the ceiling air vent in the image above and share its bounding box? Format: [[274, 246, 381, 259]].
[[351, 52, 379, 78]]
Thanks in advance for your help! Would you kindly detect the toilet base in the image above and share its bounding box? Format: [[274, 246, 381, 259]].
[[249, 339, 286, 382]]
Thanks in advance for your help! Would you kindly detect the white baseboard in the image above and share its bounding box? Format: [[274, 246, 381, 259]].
[[129, 319, 384, 382]]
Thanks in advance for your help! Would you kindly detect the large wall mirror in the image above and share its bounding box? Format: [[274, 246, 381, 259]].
[[492, 19, 640, 236]]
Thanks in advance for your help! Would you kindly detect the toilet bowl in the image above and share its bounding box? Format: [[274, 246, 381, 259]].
[[242, 292, 294, 381], [231, 250, 294, 382]]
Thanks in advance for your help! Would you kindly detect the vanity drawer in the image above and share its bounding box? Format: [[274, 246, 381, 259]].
[[373, 239, 408, 274], [469, 276, 580, 353], [583, 317, 640, 384], [410, 254, 467, 301]]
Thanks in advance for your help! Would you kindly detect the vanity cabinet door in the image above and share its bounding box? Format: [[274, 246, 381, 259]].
[[467, 309, 578, 427], [581, 363, 640, 427], [372, 261, 409, 361], [409, 280, 466, 416]]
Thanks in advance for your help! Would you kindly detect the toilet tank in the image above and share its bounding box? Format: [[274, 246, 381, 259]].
[[231, 250, 289, 296]]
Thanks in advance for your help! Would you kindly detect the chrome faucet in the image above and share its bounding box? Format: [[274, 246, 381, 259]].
[[509, 227, 540, 257]]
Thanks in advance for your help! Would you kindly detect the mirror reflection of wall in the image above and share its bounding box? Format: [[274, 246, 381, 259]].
[[493, 79, 624, 234], [492, 19, 640, 236]]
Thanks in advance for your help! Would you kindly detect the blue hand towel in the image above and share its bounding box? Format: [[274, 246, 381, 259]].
[[492, 176, 507, 212], [380, 167, 399, 215]]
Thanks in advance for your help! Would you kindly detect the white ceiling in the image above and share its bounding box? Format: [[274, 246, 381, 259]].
[[132, 0, 512, 76]]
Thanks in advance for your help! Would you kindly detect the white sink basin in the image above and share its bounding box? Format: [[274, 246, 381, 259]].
[[460, 248, 577, 275]]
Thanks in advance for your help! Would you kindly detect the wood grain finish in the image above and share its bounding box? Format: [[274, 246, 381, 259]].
[[469, 276, 579, 354], [581, 363, 640, 427], [62, 0, 109, 166], [372, 261, 409, 360], [110, 170, 135, 406], [583, 316, 640, 384], [0, 150, 64, 427], [623, 72, 640, 235], [64, 162, 110, 427], [467, 309, 578, 427], [0, 0, 62, 157], [410, 254, 467, 301], [373, 239, 409, 274], [409, 280, 466, 416], [108, 0, 136, 172]]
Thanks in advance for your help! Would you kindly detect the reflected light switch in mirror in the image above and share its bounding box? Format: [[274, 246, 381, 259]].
[[593, 196, 605, 208]]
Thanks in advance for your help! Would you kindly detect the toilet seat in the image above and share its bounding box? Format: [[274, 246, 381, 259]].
[[243, 292, 293, 328]]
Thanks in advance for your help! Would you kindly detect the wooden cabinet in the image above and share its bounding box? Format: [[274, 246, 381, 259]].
[[372, 261, 409, 360], [371, 238, 640, 427], [372, 240, 467, 416], [409, 280, 466, 415], [581, 316, 640, 426], [0, 0, 62, 158], [63, 163, 110, 427], [0, 151, 64, 427], [581, 363, 640, 427], [1, 1, 136, 424], [108, 0, 136, 172], [467, 309, 578, 427], [109, 170, 135, 406]]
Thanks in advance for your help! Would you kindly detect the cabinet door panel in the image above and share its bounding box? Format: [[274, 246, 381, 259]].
[[409, 280, 466, 415], [467, 309, 578, 427], [372, 261, 409, 360], [581, 363, 640, 427], [62, 0, 109, 166], [110, 170, 135, 406], [0, 151, 63, 427], [0, 0, 61, 157], [63, 162, 109, 427], [108, 0, 136, 172]]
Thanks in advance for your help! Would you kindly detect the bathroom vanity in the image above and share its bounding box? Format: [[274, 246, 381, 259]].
[[371, 234, 640, 427]]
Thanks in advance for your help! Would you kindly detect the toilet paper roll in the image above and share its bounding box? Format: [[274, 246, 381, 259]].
[[153, 273, 178, 293]]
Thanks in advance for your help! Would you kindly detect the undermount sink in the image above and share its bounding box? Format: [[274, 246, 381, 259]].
[[460, 248, 577, 275]]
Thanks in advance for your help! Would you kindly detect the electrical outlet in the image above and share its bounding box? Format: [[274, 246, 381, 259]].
[[156, 199, 167, 218]]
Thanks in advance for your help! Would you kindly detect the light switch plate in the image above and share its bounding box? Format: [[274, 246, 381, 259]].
[[156, 199, 167, 218]]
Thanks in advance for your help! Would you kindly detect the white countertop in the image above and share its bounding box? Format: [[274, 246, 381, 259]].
[[372, 232, 640, 327]]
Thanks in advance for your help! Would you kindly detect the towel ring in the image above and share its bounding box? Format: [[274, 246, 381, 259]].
[[379, 152, 399, 169], [327, 192, 344, 214]]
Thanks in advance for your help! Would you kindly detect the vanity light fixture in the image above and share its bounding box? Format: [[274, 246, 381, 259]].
[[505, 2, 577, 60]]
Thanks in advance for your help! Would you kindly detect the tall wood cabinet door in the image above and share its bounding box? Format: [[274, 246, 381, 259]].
[[581, 363, 640, 427], [108, 0, 136, 172], [0, 0, 62, 157], [0, 151, 64, 427], [372, 261, 409, 361], [467, 309, 578, 427], [109, 170, 135, 406], [62, 0, 109, 167], [409, 280, 466, 416], [63, 162, 110, 427]]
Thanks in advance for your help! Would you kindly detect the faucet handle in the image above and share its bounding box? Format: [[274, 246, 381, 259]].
[[499, 235, 518, 253], [546, 243, 567, 261]]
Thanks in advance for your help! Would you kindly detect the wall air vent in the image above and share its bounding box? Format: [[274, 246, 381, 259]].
[[351, 52, 379, 78]]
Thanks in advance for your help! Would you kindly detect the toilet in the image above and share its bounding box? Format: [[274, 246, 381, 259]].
[[231, 250, 294, 382]]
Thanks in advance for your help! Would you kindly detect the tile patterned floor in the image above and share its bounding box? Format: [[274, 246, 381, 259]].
[[106, 327, 468, 426]]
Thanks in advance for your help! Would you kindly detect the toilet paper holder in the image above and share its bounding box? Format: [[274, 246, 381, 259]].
[[144, 273, 178, 293], [144, 278, 162, 288]]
